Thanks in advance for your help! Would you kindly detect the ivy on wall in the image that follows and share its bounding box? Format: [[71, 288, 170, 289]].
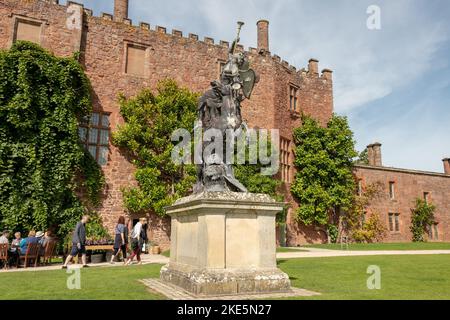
[[0, 41, 104, 238]]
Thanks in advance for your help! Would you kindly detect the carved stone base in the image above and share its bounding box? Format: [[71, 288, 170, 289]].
[[160, 191, 291, 297], [160, 263, 291, 296]]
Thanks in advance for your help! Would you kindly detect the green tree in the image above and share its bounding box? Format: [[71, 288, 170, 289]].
[[410, 198, 436, 242], [355, 148, 369, 165], [291, 114, 357, 233], [112, 80, 198, 216], [0, 41, 104, 237]]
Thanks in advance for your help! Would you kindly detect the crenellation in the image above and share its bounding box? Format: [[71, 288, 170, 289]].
[[189, 33, 199, 41], [219, 40, 229, 48], [83, 8, 93, 16], [272, 54, 281, 62], [204, 37, 214, 44], [139, 22, 150, 31], [249, 47, 257, 54], [101, 13, 113, 21], [172, 29, 182, 37], [235, 44, 244, 52], [123, 18, 132, 26], [156, 25, 167, 34]]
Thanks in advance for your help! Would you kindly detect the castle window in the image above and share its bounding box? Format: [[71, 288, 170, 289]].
[[388, 213, 400, 232], [357, 179, 363, 196], [428, 223, 438, 240], [125, 44, 146, 77], [14, 18, 42, 44], [280, 137, 291, 183], [389, 181, 395, 200], [218, 60, 226, 77], [289, 85, 299, 112], [423, 192, 430, 204], [78, 112, 110, 166]]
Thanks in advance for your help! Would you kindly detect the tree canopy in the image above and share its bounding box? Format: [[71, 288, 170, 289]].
[[291, 114, 357, 227]]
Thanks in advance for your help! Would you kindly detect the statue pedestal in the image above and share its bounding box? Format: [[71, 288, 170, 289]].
[[160, 192, 291, 296]]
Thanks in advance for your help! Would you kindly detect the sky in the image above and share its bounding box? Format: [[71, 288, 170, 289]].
[[62, 0, 450, 173]]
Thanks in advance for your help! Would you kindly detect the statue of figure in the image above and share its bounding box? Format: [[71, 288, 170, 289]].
[[194, 22, 259, 193]]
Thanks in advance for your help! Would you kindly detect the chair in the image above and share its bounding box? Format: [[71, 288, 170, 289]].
[[0, 244, 8, 269], [18, 243, 41, 268], [41, 240, 57, 265]]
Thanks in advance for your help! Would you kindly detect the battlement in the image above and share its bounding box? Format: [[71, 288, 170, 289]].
[[36, 0, 332, 80]]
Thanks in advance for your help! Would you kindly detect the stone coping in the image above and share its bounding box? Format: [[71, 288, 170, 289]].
[[354, 164, 450, 178], [166, 192, 285, 214]]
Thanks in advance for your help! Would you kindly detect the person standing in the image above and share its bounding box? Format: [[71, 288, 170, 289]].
[[62, 215, 90, 268], [125, 217, 147, 266], [110, 216, 127, 264]]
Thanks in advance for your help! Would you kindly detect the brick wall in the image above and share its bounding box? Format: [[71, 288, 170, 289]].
[[354, 165, 450, 242]]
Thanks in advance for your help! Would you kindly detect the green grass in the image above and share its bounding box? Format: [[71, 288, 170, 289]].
[[278, 255, 450, 300], [1, 255, 450, 300], [0, 264, 165, 300], [161, 250, 170, 258], [303, 242, 450, 251]]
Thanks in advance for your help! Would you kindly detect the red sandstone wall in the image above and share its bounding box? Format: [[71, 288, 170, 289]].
[[0, 0, 332, 249], [354, 165, 450, 242]]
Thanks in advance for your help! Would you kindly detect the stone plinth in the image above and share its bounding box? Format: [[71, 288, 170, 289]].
[[160, 191, 291, 296]]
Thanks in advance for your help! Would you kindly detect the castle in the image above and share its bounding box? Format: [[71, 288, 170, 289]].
[[1, 0, 449, 248]]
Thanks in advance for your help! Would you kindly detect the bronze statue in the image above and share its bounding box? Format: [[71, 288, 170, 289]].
[[194, 22, 259, 193]]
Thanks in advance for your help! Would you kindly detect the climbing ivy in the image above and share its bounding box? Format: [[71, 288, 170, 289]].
[[0, 41, 104, 238], [410, 198, 436, 242]]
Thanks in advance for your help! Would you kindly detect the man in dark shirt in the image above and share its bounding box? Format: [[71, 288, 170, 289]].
[[62, 215, 90, 268]]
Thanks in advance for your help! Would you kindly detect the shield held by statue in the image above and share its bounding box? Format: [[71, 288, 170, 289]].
[[240, 68, 257, 99]]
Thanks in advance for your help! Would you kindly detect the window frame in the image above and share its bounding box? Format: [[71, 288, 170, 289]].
[[289, 84, 299, 113], [388, 212, 400, 233], [12, 15, 46, 45], [389, 181, 395, 200], [78, 111, 111, 166], [123, 41, 150, 78]]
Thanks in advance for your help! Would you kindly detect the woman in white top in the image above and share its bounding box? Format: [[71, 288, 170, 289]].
[[125, 217, 147, 265]]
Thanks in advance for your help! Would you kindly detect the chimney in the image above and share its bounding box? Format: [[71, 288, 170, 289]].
[[443, 158, 450, 175], [256, 20, 269, 53], [114, 0, 129, 22], [308, 58, 319, 75], [367, 142, 382, 167]]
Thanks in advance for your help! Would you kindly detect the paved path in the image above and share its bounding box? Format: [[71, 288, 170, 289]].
[[276, 247, 450, 259], [0, 254, 169, 273]]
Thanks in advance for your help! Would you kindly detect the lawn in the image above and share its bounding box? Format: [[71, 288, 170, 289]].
[[303, 242, 450, 251], [0, 264, 165, 300], [278, 254, 450, 300], [1, 254, 449, 300]]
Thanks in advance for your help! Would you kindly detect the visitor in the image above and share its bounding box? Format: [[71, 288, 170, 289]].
[[11, 232, 21, 251], [111, 216, 127, 264], [39, 230, 55, 255], [62, 215, 90, 269], [0, 230, 9, 245], [125, 217, 147, 266], [19, 231, 38, 255], [9, 232, 21, 267]]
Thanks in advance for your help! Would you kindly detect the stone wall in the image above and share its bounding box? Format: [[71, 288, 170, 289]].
[[354, 165, 450, 242]]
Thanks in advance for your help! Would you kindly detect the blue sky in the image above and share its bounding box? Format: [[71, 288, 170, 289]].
[[63, 0, 450, 173]]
